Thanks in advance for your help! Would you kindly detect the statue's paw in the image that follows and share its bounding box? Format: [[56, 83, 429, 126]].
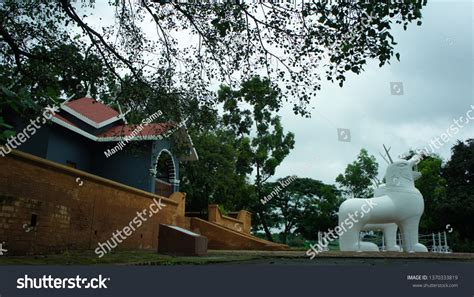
[[414, 243, 428, 253], [385, 245, 401, 252], [359, 242, 380, 252]]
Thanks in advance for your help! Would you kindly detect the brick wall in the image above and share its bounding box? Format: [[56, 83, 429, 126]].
[[189, 217, 287, 251], [0, 149, 186, 255], [208, 205, 250, 234]]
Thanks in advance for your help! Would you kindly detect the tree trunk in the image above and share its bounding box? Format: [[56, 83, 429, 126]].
[[281, 225, 289, 244], [255, 163, 273, 242], [280, 232, 287, 244], [257, 210, 273, 242]]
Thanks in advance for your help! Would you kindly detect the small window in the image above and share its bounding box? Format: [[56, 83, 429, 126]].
[[66, 160, 77, 168], [30, 214, 37, 227], [94, 230, 97, 236]]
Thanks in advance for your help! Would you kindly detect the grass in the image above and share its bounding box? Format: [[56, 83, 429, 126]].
[[0, 250, 262, 266], [1, 248, 472, 265]]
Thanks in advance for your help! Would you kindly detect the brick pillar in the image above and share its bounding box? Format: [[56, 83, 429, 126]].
[[208, 204, 220, 223], [237, 210, 252, 234]]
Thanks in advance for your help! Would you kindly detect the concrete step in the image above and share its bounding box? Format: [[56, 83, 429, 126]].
[[188, 218, 288, 251]]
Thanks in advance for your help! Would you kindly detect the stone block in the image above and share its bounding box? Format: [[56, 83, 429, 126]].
[[158, 224, 207, 256]]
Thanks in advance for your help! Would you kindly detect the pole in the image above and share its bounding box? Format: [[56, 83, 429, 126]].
[[432, 233, 436, 252], [438, 232, 442, 253], [382, 232, 385, 251], [357, 232, 361, 252], [444, 231, 449, 253], [397, 232, 402, 251]]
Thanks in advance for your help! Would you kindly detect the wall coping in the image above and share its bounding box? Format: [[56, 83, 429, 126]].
[[229, 210, 252, 215], [3, 148, 179, 206], [208, 205, 243, 224], [221, 214, 243, 224]]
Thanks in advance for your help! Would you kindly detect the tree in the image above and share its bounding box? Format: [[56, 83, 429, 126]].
[[297, 182, 342, 241], [179, 76, 294, 241], [217, 76, 295, 241], [0, 42, 109, 123], [0, 0, 427, 119], [439, 139, 474, 251], [263, 177, 342, 243], [400, 143, 473, 252], [399, 152, 446, 232], [336, 148, 379, 198], [179, 129, 250, 212]]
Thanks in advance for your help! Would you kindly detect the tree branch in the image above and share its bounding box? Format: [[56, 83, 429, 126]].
[[59, 0, 141, 81]]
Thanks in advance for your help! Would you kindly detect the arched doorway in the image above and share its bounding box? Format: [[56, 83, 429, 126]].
[[153, 150, 176, 197]]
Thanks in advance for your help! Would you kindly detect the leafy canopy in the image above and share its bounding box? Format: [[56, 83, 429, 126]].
[[0, 0, 427, 116], [336, 148, 379, 198]]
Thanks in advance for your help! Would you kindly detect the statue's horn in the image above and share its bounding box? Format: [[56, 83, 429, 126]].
[[383, 144, 393, 163], [379, 152, 390, 165]]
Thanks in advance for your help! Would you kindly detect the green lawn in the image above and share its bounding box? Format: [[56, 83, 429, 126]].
[[2, 248, 470, 265], [0, 250, 260, 265]]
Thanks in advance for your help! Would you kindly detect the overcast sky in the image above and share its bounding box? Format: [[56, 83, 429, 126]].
[[273, 0, 473, 185], [85, 0, 473, 185]]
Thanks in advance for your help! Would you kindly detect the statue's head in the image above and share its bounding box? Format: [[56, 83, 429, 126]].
[[384, 155, 422, 188]]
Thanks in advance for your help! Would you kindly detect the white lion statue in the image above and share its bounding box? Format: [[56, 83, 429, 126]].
[[338, 154, 428, 253]]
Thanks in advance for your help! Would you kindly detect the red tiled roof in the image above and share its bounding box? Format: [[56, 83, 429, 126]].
[[96, 122, 176, 139], [52, 113, 78, 128], [63, 97, 120, 124]]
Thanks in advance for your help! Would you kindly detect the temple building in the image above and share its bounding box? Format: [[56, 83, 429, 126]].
[[10, 97, 198, 196], [0, 97, 286, 255]]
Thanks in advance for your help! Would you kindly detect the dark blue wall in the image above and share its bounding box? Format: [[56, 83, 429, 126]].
[[11, 116, 50, 158], [12, 115, 181, 194], [92, 142, 154, 192], [45, 125, 93, 172]]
